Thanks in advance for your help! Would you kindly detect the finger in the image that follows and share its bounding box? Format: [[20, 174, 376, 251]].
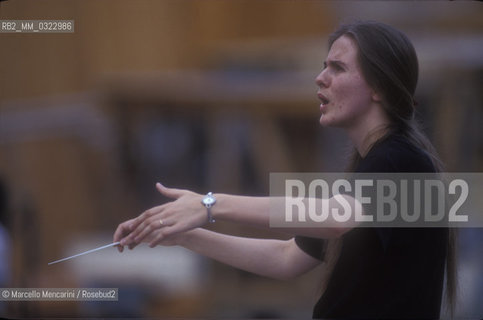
[[149, 227, 173, 248], [127, 206, 165, 243], [156, 182, 186, 199], [133, 217, 168, 244], [127, 218, 152, 244], [130, 206, 161, 231], [149, 234, 164, 248], [126, 235, 142, 250], [114, 221, 134, 250], [113, 222, 130, 242]]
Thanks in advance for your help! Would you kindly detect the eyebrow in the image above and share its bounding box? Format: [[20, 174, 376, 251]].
[[324, 59, 347, 69]]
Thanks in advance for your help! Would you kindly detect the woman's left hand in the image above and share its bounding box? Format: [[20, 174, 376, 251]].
[[119, 183, 207, 249]]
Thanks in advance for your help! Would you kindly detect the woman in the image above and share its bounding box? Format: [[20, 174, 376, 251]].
[[114, 21, 455, 319]]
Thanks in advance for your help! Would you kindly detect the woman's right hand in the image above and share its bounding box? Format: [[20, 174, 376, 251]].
[[113, 217, 189, 252]]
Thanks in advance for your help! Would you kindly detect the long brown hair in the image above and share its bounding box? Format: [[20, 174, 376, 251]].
[[327, 21, 457, 316]]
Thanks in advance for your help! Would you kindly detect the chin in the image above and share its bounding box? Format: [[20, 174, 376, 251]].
[[319, 115, 334, 127]]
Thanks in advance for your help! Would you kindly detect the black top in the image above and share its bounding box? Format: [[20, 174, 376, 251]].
[[295, 133, 448, 319]]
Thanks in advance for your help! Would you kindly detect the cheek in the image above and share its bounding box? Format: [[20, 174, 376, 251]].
[[335, 79, 372, 115]]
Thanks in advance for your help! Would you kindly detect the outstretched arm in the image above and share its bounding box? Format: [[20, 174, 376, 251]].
[[117, 183, 354, 249], [182, 229, 322, 280], [114, 225, 322, 280]]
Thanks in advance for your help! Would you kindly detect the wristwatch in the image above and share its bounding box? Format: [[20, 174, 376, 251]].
[[201, 192, 216, 223]]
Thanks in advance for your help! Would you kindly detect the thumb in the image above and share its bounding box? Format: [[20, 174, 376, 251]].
[[156, 182, 185, 199]]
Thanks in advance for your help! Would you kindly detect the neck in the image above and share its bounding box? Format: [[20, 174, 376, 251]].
[[346, 105, 391, 157]]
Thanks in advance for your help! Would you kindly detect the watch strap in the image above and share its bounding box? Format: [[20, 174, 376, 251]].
[[202, 192, 216, 223]]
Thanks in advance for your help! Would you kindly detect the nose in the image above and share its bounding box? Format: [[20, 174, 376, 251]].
[[315, 68, 329, 88]]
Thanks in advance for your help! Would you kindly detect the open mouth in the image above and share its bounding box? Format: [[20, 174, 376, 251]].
[[318, 93, 330, 105]]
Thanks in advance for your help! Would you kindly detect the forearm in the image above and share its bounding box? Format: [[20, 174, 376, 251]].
[[211, 194, 354, 238], [179, 228, 300, 280], [212, 194, 271, 227]]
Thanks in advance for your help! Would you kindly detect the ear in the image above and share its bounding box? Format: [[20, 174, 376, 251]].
[[371, 90, 383, 103]]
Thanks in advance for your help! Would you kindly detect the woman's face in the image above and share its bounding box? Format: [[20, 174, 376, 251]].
[[315, 35, 376, 129]]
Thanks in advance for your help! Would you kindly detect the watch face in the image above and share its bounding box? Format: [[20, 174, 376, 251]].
[[204, 197, 214, 205]]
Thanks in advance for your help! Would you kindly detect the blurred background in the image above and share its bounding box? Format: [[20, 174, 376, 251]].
[[0, 0, 482, 319]]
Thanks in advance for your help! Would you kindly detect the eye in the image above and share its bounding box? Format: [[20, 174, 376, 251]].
[[332, 63, 343, 72]]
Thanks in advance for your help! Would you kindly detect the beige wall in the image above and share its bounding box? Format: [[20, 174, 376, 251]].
[[0, 0, 334, 101]]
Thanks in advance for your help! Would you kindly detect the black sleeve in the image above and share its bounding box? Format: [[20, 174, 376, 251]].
[[294, 236, 328, 261]]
